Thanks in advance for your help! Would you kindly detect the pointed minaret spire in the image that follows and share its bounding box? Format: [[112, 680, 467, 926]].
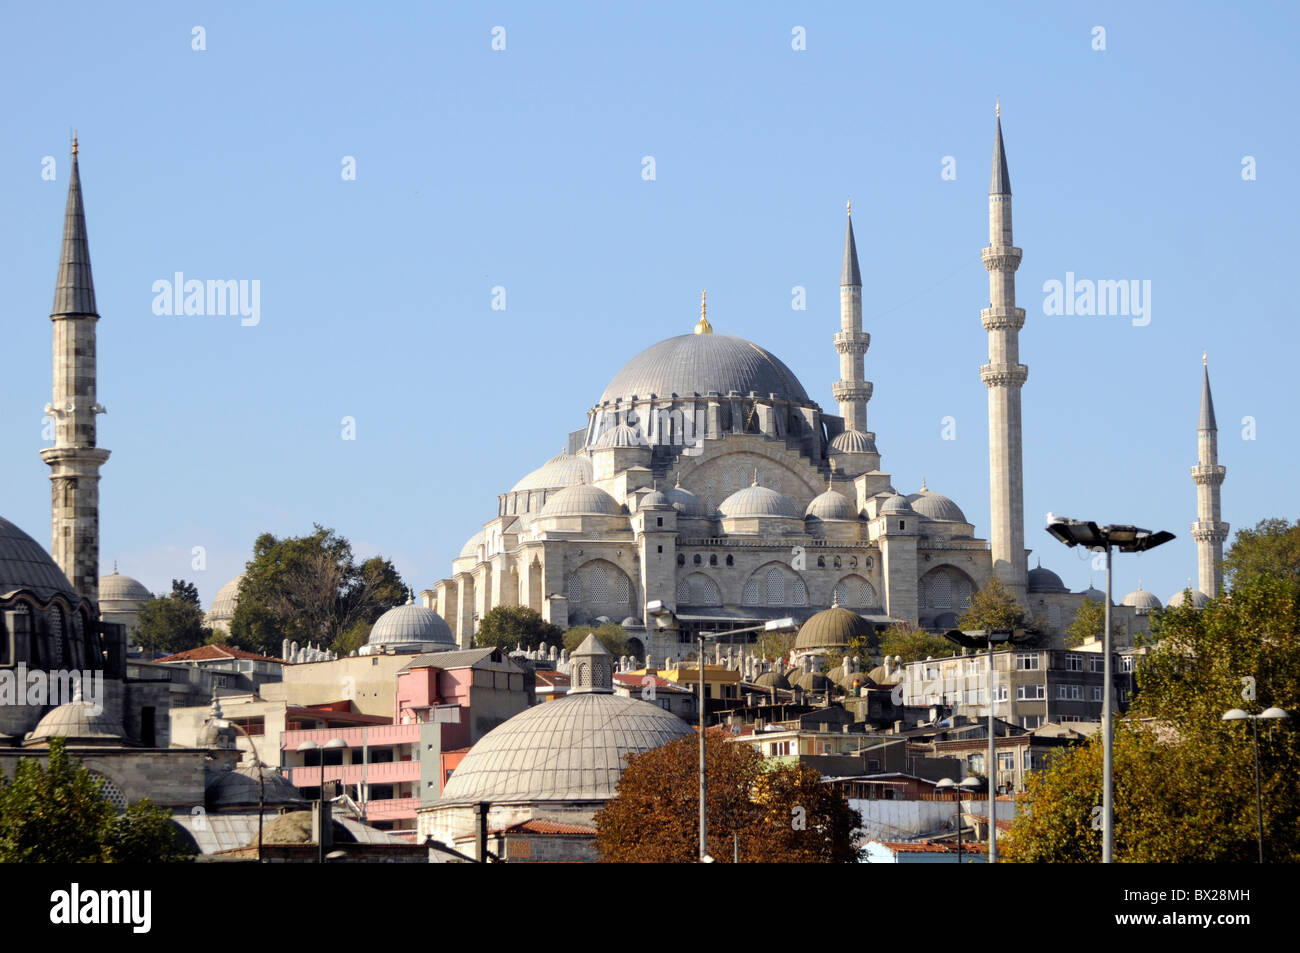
[[1192, 356, 1227, 596], [981, 105, 1028, 601], [841, 199, 861, 287], [831, 201, 876, 463], [41, 138, 111, 606]]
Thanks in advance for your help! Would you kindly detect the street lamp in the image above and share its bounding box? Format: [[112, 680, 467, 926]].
[[1045, 516, 1174, 863], [1222, 707, 1290, 862], [943, 626, 1037, 863], [935, 776, 982, 863], [297, 737, 347, 863], [212, 716, 269, 863]]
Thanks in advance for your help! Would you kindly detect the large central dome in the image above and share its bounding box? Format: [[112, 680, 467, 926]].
[[597, 334, 812, 406]]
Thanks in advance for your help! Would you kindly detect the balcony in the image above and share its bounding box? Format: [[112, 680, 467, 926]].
[[286, 759, 421, 789]]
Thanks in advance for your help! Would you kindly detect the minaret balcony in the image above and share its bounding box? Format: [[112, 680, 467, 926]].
[[833, 331, 870, 354], [979, 363, 1028, 388], [1190, 464, 1226, 485], [832, 381, 873, 403], [1190, 522, 1229, 543], [980, 307, 1026, 332], [981, 246, 1022, 272]]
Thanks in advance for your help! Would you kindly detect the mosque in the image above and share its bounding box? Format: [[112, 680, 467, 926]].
[[425, 111, 1229, 659]]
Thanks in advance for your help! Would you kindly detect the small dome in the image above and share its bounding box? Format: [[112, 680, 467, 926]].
[[795, 605, 875, 651], [459, 530, 485, 559], [511, 453, 593, 493], [1080, 585, 1108, 603], [594, 423, 646, 449], [805, 489, 859, 522], [98, 571, 153, 604], [640, 490, 671, 509], [880, 494, 914, 515], [792, 670, 833, 692], [906, 488, 967, 523], [1027, 563, 1068, 593], [208, 574, 245, 620], [25, 702, 125, 747], [539, 485, 623, 518], [1121, 587, 1162, 610], [754, 670, 792, 690], [665, 483, 711, 519], [206, 763, 308, 810], [829, 430, 876, 455], [368, 603, 455, 647], [0, 515, 79, 603], [1167, 588, 1210, 609], [718, 484, 798, 519], [620, 616, 640, 628]]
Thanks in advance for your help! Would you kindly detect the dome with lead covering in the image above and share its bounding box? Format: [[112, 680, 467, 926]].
[[905, 487, 967, 523], [98, 571, 153, 604], [368, 603, 455, 648], [719, 485, 799, 519], [1167, 588, 1210, 609], [795, 605, 874, 651], [539, 485, 623, 518], [597, 334, 812, 406], [208, 574, 245, 621], [1121, 586, 1162, 611], [665, 483, 710, 519], [594, 424, 646, 449], [0, 515, 80, 602], [880, 494, 914, 515], [805, 489, 858, 522], [829, 430, 876, 455], [24, 701, 125, 747], [511, 453, 593, 493], [1027, 563, 1068, 593]]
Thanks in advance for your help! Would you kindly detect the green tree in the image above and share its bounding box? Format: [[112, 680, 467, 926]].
[[229, 525, 405, 657], [563, 622, 629, 656], [135, 579, 214, 656], [1223, 517, 1300, 591], [757, 629, 797, 663], [878, 621, 953, 663], [473, 605, 563, 651], [1063, 597, 1125, 648], [956, 576, 1028, 633], [0, 738, 196, 862]]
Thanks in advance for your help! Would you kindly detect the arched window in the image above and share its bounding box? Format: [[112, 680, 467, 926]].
[[790, 577, 808, 606], [676, 578, 691, 603], [693, 554, 702, 566], [709, 554, 717, 567], [614, 574, 630, 603], [765, 568, 784, 604], [742, 578, 761, 606], [817, 556, 825, 569], [725, 555, 734, 567], [677, 553, 686, 567], [834, 575, 877, 608], [568, 575, 582, 604], [833, 556, 842, 569]]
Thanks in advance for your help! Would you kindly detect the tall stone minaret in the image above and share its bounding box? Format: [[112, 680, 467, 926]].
[[40, 138, 110, 606], [1191, 355, 1228, 596], [832, 201, 872, 436], [981, 105, 1028, 600]]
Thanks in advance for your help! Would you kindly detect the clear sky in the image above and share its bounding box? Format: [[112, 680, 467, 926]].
[[0, 2, 1295, 609]]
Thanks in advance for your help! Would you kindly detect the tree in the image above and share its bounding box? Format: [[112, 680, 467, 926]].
[[757, 629, 796, 663], [473, 605, 562, 651], [229, 525, 406, 657], [879, 621, 953, 663], [594, 733, 861, 862], [1004, 572, 1300, 862], [0, 738, 196, 862], [957, 576, 1028, 632], [563, 622, 629, 657], [1223, 517, 1300, 591], [135, 579, 214, 656], [1063, 597, 1124, 648]]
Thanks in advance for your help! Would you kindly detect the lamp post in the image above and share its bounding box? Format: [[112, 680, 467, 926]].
[[942, 626, 1036, 862], [212, 716, 268, 863], [296, 737, 347, 863], [1221, 707, 1290, 862], [1045, 516, 1174, 863], [935, 776, 982, 862]]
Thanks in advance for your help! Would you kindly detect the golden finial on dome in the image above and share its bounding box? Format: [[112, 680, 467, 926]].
[[694, 289, 713, 334]]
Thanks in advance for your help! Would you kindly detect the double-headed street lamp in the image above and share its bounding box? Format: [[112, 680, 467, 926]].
[[297, 737, 347, 863], [1045, 516, 1174, 863], [1221, 707, 1290, 862], [935, 776, 982, 862]]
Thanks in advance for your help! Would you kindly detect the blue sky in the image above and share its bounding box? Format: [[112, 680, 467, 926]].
[[0, 3, 1295, 608]]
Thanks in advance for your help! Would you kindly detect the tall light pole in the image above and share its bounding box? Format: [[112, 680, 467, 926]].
[[212, 716, 268, 863], [1222, 707, 1289, 862], [936, 776, 981, 862], [297, 737, 347, 863], [1046, 517, 1174, 863]]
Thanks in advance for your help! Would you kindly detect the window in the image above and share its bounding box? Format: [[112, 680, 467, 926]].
[[1091, 686, 1103, 702], [1016, 654, 1040, 671], [677, 553, 685, 567], [1057, 684, 1069, 700], [656, 517, 663, 527], [709, 554, 717, 567], [1066, 654, 1084, 672], [1017, 685, 1045, 700], [1021, 716, 1043, 730], [1090, 656, 1106, 673], [999, 752, 1015, 771], [693, 554, 702, 565], [725, 555, 733, 567], [1118, 657, 1135, 673], [968, 754, 985, 774], [996, 685, 1008, 701]]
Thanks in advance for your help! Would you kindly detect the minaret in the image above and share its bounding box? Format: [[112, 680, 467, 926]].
[[981, 104, 1028, 599], [832, 200, 872, 436], [1191, 354, 1228, 595], [40, 136, 110, 606]]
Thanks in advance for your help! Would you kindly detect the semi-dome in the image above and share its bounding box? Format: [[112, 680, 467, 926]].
[[593, 423, 646, 449], [368, 603, 455, 648], [1121, 586, 1163, 611], [539, 485, 623, 518], [208, 574, 245, 620], [0, 515, 79, 602], [665, 482, 710, 519], [795, 605, 874, 651], [511, 452, 593, 493], [98, 571, 153, 604], [718, 484, 799, 519], [805, 488, 859, 522], [1027, 563, 1068, 593], [597, 333, 812, 406], [906, 487, 967, 523], [459, 530, 484, 559], [829, 430, 876, 455], [880, 494, 914, 515], [1167, 588, 1210, 609]]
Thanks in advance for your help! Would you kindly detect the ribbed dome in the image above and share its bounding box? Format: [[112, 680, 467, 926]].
[[539, 485, 623, 518], [718, 485, 798, 519], [511, 453, 593, 493], [754, 670, 792, 690], [792, 670, 833, 692], [98, 571, 153, 604], [906, 489, 967, 523], [206, 763, 308, 810], [829, 430, 876, 454], [640, 490, 671, 508], [795, 605, 875, 650], [25, 702, 124, 747], [598, 334, 811, 405], [1167, 588, 1210, 609], [0, 515, 78, 602], [439, 692, 692, 803], [368, 603, 455, 647], [805, 489, 858, 521], [1121, 587, 1163, 610], [665, 483, 710, 518], [208, 574, 244, 620], [1080, 585, 1108, 603], [1027, 564, 1068, 593], [594, 424, 646, 449], [880, 494, 914, 515]]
